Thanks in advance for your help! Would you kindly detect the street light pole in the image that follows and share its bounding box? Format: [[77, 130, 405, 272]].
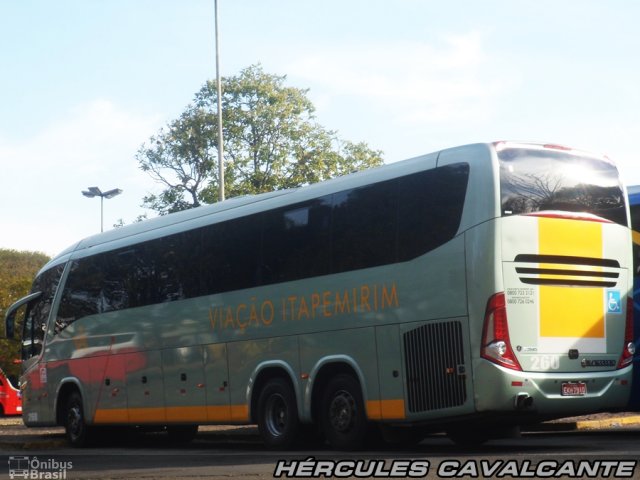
[[215, 0, 225, 201], [81, 186, 123, 233]]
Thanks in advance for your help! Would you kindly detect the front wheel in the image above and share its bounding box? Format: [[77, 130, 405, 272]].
[[257, 377, 300, 449], [64, 391, 94, 447], [321, 374, 367, 450]]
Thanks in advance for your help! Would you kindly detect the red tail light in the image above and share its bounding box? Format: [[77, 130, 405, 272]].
[[481, 292, 522, 371], [617, 297, 635, 369]]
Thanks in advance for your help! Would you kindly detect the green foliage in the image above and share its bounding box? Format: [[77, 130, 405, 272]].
[[0, 249, 49, 377], [137, 64, 384, 214]]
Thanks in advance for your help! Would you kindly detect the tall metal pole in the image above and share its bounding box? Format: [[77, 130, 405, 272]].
[[215, 0, 225, 201], [82, 187, 122, 233]]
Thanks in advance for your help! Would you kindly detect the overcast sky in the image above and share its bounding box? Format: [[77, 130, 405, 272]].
[[2, 0, 639, 256]]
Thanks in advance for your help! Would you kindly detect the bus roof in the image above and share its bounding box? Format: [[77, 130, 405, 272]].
[[43, 141, 622, 272], [50, 146, 455, 264]]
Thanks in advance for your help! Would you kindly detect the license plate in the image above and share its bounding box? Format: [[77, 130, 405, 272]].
[[561, 382, 587, 396]]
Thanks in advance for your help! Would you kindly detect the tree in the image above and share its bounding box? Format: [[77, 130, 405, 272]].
[[137, 64, 383, 214], [0, 249, 50, 378]]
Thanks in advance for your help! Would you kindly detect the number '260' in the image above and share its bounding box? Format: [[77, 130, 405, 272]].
[[531, 355, 560, 370]]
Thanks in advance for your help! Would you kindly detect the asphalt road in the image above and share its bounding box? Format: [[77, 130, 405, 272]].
[[1, 421, 640, 479]]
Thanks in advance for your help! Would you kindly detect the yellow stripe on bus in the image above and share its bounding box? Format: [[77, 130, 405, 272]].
[[94, 404, 249, 424], [128, 407, 166, 423], [230, 404, 249, 422], [93, 408, 129, 424], [165, 406, 208, 423], [366, 399, 405, 420], [538, 217, 604, 338], [632, 229, 640, 247], [95, 400, 403, 425]]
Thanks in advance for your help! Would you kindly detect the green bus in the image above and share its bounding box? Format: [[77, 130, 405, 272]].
[[5, 141, 634, 449]]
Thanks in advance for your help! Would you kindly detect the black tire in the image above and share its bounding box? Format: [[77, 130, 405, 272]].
[[321, 374, 367, 450], [64, 391, 93, 447], [166, 424, 199, 443], [257, 377, 300, 449]]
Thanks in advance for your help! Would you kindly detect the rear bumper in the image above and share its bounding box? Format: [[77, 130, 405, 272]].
[[474, 360, 632, 418]]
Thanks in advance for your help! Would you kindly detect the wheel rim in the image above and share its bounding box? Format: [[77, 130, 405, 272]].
[[329, 389, 357, 433], [265, 393, 288, 438], [67, 404, 83, 440]]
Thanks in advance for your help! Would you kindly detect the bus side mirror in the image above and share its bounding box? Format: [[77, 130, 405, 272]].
[[4, 309, 15, 339], [4, 291, 42, 340]]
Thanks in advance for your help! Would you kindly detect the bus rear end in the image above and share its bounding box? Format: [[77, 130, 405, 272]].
[[477, 142, 633, 418]]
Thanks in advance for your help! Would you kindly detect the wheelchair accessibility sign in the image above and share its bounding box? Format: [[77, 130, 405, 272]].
[[606, 290, 621, 314]]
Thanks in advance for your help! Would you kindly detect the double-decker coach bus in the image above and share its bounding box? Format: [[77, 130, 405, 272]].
[[4, 141, 634, 449], [627, 185, 640, 409]]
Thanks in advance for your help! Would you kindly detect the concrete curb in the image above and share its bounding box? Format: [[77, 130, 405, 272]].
[[573, 415, 640, 430], [527, 415, 640, 432]]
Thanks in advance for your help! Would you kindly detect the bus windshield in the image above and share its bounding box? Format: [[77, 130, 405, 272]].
[[498, 146, 627, 226]]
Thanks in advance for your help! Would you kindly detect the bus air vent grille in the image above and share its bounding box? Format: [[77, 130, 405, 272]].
[[403, 320, 466, 413]]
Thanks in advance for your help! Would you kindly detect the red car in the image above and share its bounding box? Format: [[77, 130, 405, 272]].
[[0, 368, 21, 416]]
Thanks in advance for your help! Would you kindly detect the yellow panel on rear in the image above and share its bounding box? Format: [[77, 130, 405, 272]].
[[538, 217, 604, 338]]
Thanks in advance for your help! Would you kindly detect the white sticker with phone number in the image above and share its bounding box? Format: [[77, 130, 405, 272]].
[[506, 287, 535, 305]]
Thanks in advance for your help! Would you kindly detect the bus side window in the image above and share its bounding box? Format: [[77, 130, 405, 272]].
[[22, 264, 64, 360], [331, 180, 398, 273], [262, 197, 332, 283], [397, 163, 470, 261], [56, 259, 103, 333]]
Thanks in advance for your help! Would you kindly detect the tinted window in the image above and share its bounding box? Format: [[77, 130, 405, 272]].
[[217, 214, 262, 291], [631, 202, 640, 232], [199, 222, 227, 296], [499, 148, 627, 226], [631, 202, 640, 276], [55, 163, 469, 324], [263, 197, 331, 283], [23, 264, 64, 358], [398, 164, 469, 261], [56, 258, 104, 332], [332, 181, 398, 273]]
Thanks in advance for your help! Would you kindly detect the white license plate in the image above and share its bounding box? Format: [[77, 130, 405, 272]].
[[561, 382, 587, 396]]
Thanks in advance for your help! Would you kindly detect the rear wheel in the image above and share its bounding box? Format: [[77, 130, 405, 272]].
[[257, 377, 300, 449], [321, 374, 367, 450], [64, 391, 93, 447]]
